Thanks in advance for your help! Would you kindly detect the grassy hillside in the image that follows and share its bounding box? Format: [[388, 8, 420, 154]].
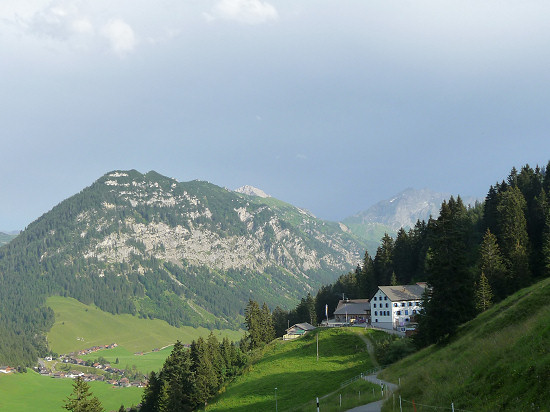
[[206, 328, 381, 412], [379, 276, 550, 411], [0, 370, 142, 412], [47, 296, 244, 355]]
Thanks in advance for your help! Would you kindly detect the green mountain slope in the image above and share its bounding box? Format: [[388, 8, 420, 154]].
[[380, 276, 550, 411], [46, 296, 243, 355], [206, 328, 380, 412], [0, 170, 365, 365]]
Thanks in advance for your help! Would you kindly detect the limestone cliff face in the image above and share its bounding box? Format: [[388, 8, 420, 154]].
[[25, 170, 365, 327], [77, 171, 362, 277]]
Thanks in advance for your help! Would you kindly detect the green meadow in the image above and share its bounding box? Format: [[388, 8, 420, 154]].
[[80, 345, 174, 376], [206, 327, 380, 412], [47, 296, 244, 355], [0, 296, 245, 412], [0, 370, 142, 412], [380, 276, 550, 411]]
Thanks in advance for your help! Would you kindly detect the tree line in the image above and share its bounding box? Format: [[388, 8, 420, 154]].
[[304, 162, 550, 347], [140, 334, 247, 411]]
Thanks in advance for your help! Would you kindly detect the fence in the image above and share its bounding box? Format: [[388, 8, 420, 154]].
[[339, 367, 383, 388]]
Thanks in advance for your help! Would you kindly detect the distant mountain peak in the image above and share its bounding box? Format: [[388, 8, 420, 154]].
[[234, 185, 271, 198]]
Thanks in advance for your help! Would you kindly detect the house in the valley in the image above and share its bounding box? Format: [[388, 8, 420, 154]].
[[283, 322, 316, 340], [332, 299, 371, 324], [370, 284, 426, 330], [0, 366, 14, 374]]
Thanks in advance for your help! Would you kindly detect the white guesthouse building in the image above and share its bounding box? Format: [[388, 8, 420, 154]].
[[371, 284, 426, 330]]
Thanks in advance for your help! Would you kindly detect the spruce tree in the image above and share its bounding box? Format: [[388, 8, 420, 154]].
[[244, 300, 263, 350], [479, 229, 508, 300], [359, 250, 376, 298], [373, 234, 394, 286], [541, 209, 550, 277], [417, 197, 476, 344], [63, 376, 104, 412], [260, 302, 275, 344], [496, 185, 531, 291], [475, 272, 493, 312]]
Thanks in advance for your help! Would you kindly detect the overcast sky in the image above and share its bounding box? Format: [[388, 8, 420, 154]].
[[2, 0, 550, 231]]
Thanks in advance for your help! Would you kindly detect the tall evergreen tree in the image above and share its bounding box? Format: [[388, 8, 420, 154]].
[[541, 206, 550, 278], [479, 229, 508, 300], [63, 376, 104, 412], [271, 305, 289, 337], [483, 185, 499, 234], [393, 228, 415, 284], [359, 250, 376, 298], [475, 272, 493, 312], [244, 300, 263, 350], [416, 197, 476, 344], [260, 303, 275, 344], [496, 185, 531, 290], [373, 233, 394, 286]]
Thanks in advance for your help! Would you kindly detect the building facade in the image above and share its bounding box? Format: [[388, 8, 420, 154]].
[[370, 284, 426, 330]]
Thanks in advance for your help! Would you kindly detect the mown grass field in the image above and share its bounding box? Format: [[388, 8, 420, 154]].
[[0, 370, 142, 412], [47, 296, 244, 355], [80, 345, 173, 375], [8, 296, 246, 411], [206, 328, 380, 412], [380, 276, 550, 411]]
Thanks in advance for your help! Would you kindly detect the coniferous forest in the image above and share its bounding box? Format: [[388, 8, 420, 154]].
[[304, 162, 550, 346], [1, 162, 550, 366]]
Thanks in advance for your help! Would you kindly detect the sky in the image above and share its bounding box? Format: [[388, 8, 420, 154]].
[[1, 0, 550, 231]]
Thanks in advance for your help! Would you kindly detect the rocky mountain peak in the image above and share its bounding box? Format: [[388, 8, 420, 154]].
[[234, 185, 271, 198]]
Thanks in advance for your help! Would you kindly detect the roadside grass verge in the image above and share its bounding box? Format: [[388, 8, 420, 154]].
[[294, 379, 383, 412], [0, 370, 142, 412], [380, 277, 550, 411], [205, 328, 377, 412]]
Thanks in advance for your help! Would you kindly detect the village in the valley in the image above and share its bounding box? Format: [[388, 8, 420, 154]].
[[34, 343, 149, 388]]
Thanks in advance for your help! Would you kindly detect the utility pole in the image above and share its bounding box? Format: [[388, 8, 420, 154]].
[[316, 332, 319, 361]]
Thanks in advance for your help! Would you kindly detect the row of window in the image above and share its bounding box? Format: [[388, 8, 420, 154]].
[[374, 309, 417, 316], [373, 311, 390, 316], [372, 296, 388, 301], [372, 303, 389, 308], [393, 302, 421, 307], [373, 301, 421, 309]]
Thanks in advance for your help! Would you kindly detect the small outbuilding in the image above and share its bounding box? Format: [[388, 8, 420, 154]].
[[283, 322, 316, 340]]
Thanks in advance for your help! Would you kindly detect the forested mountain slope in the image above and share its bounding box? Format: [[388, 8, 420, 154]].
[[0, 170, 365, 365]]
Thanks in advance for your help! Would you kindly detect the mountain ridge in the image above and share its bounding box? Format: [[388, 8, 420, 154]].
[[0, 169, 367, 366], [342, 187, 480, 252]]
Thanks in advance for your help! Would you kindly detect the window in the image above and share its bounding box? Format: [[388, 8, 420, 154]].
[[401, 303, 405, 307], [394, 303, 398, 307], [405, 310, 408, 315], [373, 303, 376, 308], [405, 318, 410, 322], [396, 311, 401, 315], [408, 302, 412, 306], [384, 296, 388, 301], [374, 297, 377, 301], [375, 319, 378, 323], [386, 303, 388, 308], [374, 311, 377, 316]]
